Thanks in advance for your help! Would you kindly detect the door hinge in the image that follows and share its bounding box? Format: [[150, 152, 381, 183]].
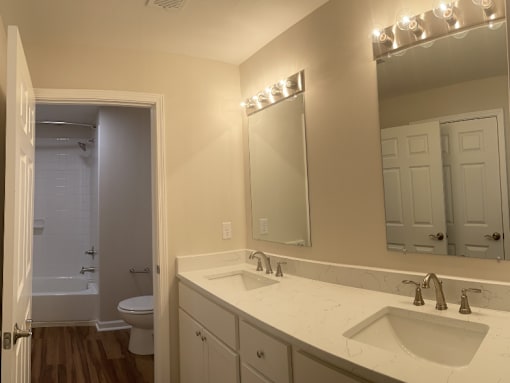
[[3, 332, 12, 350]]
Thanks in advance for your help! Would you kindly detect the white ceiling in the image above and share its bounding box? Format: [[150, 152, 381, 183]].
[[0, 0, 330, 64]]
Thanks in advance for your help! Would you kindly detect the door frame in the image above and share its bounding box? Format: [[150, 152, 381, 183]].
[[414, 108, 510, 259], [34, 88, 170, 381]]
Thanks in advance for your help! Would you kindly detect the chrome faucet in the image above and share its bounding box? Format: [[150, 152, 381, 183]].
[[422, 273, 447, 310], [249, 251, 273, 274], [80, 266, 96, 274]]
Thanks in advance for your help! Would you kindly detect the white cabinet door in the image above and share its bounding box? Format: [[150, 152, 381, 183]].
[[206, 328, 240, 383], [293, 350, 371, 383], [381, 122, 447, 254], [1, 25, 35, 383], [179, 309, 206, 383], [180, 308, 240, 383]]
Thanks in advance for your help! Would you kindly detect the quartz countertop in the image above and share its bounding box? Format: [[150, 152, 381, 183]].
[[177, 259, 510, 383]]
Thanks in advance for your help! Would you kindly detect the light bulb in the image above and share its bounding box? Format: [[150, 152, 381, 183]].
[[472, 0, 496, 16], [433, 1, 456, 22], [396, 9, 414, 31], [257, 93, 268, 103], [271, 86, 282, 96]]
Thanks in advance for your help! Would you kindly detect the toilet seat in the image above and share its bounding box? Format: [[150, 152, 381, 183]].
[[118, 295, 153, 314]]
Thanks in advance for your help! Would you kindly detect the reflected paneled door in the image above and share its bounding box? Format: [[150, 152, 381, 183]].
[[381, 122, 447, 254], [441, 117, 505, 259]]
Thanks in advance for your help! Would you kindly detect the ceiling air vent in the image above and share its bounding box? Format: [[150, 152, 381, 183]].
[[146, 0, 187, 10]]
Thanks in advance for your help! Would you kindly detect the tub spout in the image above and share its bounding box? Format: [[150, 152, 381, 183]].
[[80, 266, 96, 274]]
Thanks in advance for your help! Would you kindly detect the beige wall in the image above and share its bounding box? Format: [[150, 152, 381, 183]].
[[379, 75, 509, 128], [21, 43, 245, 381], [240, 0, 510, 282], [98, 107, 153, 322]]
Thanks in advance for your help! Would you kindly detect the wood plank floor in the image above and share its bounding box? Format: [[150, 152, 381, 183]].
[[31, 326, 154, 383]]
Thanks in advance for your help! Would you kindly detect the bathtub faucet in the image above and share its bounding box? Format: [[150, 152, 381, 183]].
[[80, 266, 96, 274]]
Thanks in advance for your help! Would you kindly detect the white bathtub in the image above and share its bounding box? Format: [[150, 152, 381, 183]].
[[32, 276, 98, 323]]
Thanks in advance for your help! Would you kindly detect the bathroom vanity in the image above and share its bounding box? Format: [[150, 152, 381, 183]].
[[177, 251, 510, 383], [178, 273, 370, 383]]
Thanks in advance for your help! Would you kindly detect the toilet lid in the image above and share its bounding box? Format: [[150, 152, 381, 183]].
[[118, 295, 153, 312]]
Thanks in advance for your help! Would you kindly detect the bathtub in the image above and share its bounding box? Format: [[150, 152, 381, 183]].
[[32, 276, 98, 323]]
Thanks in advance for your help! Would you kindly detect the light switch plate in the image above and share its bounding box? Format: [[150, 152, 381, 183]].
[[222, 221, 232, 240]]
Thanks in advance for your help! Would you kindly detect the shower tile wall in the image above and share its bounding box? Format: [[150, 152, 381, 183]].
[[33, 135, 97, 278]]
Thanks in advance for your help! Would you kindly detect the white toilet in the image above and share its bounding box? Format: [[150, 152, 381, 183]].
[[117, 295, 154, 355]]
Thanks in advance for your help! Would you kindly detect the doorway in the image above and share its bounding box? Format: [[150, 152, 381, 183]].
[[35, 89, 170, 382]]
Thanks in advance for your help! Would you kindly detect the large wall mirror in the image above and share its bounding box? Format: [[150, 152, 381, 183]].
[[248, 92, 311, 246], [377, 17, 510, 260]]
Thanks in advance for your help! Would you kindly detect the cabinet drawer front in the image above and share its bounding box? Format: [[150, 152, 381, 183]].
[[241, 364, 272, 383], [179, 282, 238, 350], [293, 350, 371, 383], [240, 320, 291, 383]]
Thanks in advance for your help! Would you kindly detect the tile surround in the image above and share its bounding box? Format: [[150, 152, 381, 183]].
[[33, 136, 97, 278]]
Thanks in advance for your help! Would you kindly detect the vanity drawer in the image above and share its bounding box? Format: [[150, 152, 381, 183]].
[[241, 363, 272, 383], [239, 320, 291, 383], [293, 350, 371, 383], [179, 282, 237, 350]]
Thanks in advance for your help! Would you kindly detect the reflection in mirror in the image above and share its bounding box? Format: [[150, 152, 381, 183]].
[[248, 93, 311, 246], [377, 22, 510, 260]]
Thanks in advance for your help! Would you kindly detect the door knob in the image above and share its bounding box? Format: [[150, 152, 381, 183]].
[[428, 232, 445, 241], [13, 322, 32, 345], [484, 232, 501, 241]]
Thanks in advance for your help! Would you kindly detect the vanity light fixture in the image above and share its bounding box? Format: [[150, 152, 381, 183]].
[[472, 0, 496, 17], [488, 20, 504, 30], [372, 0, 504, 59], [241, 70, 305, 116]]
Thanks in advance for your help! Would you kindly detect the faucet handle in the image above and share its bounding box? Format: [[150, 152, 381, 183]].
[[402, 280, 425, 306], [275, 262, 287, 277], [459, 288, 482, 314], [250, 255, 264, 271], [256, 258, 263, 272]]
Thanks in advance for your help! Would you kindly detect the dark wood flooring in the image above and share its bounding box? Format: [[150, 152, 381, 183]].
[[31, 326, 154, 383]]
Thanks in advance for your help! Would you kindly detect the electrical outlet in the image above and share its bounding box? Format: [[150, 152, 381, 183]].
[[222, 221, 232, 240]]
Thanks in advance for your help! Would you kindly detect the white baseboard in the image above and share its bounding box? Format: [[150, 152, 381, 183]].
[[32, 320, 96, 328], [95, 320, 130, 332]]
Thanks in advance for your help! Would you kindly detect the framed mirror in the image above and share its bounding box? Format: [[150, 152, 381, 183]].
[[248, 93, 311, 246], [377, 21, 510, 259]]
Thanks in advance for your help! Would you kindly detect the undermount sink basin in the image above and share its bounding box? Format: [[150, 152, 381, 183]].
[[205, 270, 279, 291], [344, 307, 488, 367]]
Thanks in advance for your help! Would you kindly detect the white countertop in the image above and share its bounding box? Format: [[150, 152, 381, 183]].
[[177, 261, 510, 383]]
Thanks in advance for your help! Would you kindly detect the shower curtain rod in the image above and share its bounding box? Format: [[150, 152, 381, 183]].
[[36, 120, 96, 129]]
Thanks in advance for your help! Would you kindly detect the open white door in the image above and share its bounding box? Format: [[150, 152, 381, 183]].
[[381, 122, 447, 254], [1, 26, 35, 383]]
